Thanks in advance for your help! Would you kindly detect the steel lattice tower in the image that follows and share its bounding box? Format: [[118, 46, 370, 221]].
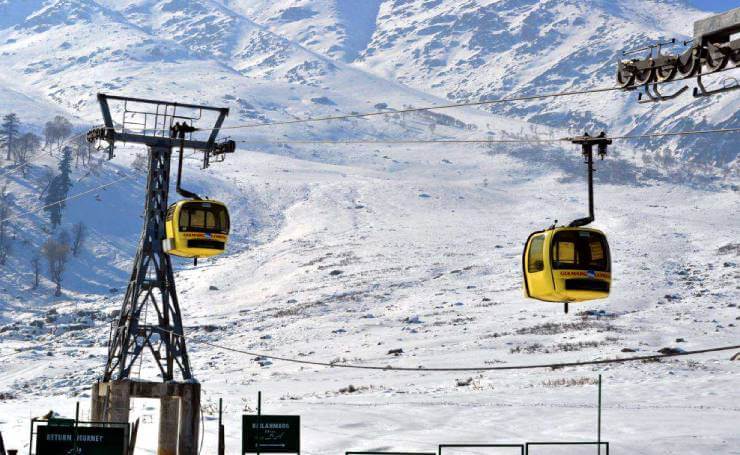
[[87, 94, 234, 455], [87, 94, 232, 382], [105, 141, 191, 381]]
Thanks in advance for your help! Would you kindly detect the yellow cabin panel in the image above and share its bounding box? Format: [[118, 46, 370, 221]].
[[164, 199, 230, 258], [523, 227, 611, 304]]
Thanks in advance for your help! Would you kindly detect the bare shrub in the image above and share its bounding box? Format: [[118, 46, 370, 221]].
[[511, 340, 607, 354], [542, 377, 599, 388], [71, 222, 86, 256], [131, 153, 148, 172], [42, 232, 70, 296], [516, 321, 618, 335]]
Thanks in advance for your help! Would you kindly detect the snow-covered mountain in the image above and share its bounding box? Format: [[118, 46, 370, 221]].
[[0, 0, 737, 174], [230, 0, 738, 171], [0, 1, 738, 454]]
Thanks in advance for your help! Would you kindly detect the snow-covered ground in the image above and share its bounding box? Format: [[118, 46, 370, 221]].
[[1, 142, 738, 454], [0, 1, 738, 454]]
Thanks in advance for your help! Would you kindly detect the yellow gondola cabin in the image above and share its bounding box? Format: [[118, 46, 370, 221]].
[[522, 226, 611, 305], [164, 200, 230, 258]]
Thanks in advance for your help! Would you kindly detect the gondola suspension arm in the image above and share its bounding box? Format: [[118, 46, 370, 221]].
[[568, 132, 611, 228], [171, 122, 201, 266], [171, 122, 201, 200]]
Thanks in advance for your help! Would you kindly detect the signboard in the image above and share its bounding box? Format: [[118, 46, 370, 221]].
[[36, 425, 126, 455], [243, 415, 300, 454]]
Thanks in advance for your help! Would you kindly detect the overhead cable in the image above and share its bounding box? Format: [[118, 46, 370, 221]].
[[610, 126, 740, 140], [3, 330, 735, 373], [211, 67, 739, 132], [0, 173, 134, 224], [183, 336, 739, 372], [233, 126, 740, 146], [0, 131, 88, 179], [1, 151, 204, 225], [107, 68, 737, 135]]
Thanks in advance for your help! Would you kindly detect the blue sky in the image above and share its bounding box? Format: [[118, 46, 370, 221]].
[[687, 0, 740, 11]]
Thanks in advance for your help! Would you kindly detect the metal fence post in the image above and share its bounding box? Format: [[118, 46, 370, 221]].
[[257, 391, 262, 455], [218, 398, 225, 455], [598, 374, 602, 455]]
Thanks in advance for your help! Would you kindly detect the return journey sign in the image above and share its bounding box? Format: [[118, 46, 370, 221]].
[[36, 425, 126, 455], [243, 415, 300, 454]]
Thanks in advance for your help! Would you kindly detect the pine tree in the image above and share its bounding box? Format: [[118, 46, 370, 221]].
[[57, 146, 72, 209], [44, 175, 63, 229], [1, 113, 20, 161], [42, 148, 73, 229]]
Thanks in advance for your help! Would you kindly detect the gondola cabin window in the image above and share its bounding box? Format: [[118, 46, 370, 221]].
[[551, 230, 609, 271], [179, 203, 229, 234], [528, 234, 545, 273]]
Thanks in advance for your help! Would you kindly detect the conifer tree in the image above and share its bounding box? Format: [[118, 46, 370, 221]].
[[1, 113, 20, 161], [44, 176, 63, 229], [57, 146, 73, 209], [43, 147, 74, 228]]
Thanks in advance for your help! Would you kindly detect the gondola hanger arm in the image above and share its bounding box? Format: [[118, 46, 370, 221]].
[[567, 132, 611, 227], [171, 122, 201, 200]]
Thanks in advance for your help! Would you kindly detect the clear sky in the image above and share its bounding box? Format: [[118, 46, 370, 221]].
[[687, 0, 740, 11]]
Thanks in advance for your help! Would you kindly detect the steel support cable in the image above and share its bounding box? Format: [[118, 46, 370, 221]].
[[206, 67, 740, 132], [87, 67, 738, 136], [181, 332, 739, 372], [0, 160, 33, 179], [237, 138, 564, 145], [214, 86, 614, 131], [0, 131, 89, 179], [68, 65, 740, 142], [2, 330, 736, 372], [11, 129, 714, 225], [0, 151, 202, 225], [610, 127, 740, 140], [0, 173, 134, 224], [1, 126, 734, 232], [233, 127, 740, 145]]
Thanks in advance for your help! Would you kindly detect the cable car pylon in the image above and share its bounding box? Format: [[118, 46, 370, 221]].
[[522, 132, 613, 314], [85, 93, 234, 455]]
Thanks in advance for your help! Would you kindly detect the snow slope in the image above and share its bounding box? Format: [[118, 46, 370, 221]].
[[0, 1, 738, 454], [1, 142, 738, 454]]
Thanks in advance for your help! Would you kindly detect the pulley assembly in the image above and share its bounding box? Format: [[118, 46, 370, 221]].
[[617, 8, 740, 102]]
